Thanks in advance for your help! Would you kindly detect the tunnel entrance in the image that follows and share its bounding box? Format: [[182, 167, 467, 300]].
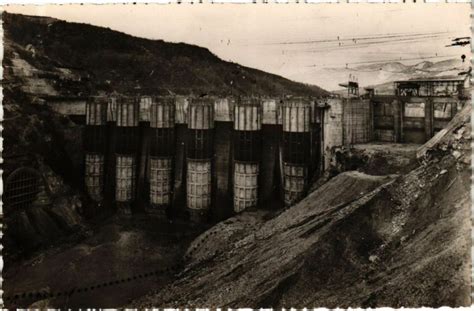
[[4, 167, 47, 214]]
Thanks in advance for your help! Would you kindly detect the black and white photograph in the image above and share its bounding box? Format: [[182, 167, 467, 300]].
[[0, 2, 472, 308]]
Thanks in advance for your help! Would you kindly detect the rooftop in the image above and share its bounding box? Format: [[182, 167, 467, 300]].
[[394, 77, 466, 83]]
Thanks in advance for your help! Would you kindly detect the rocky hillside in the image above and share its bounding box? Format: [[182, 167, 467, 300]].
[[2, 87, 90, 259], [2, 12, 327, 97], [134, 104, 471, 308]]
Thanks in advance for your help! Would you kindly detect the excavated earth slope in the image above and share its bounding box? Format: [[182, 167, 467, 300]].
[[134, 104, 471, 308]]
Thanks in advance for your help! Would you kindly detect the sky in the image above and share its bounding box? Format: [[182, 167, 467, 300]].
[[3, 3, 471, 90]]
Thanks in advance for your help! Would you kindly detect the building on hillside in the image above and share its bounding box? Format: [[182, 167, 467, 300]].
[[370, 75, 470, 144]]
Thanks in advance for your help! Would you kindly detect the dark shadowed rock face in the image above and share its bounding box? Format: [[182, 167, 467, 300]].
[[133, 105, 471, 308], [2, 91, 87, 259]]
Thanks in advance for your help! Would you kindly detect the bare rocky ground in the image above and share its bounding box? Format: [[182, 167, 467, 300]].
[[4, 215, 205, 308], [133, 105, 471, 308], [330, 143, 421, 176]]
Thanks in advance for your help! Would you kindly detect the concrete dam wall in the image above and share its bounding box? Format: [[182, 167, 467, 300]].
[[83, 95, 336, 221], [73, 92, 468, 222]]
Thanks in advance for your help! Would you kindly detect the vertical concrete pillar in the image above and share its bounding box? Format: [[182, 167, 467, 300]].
[[149, 157, 172, 207], [310, 100, 323, 180], [135, 96, 152, 213], [214, 123, 233, 220], [84, 96, 107, 203], [148, 96, 175, 215], [171, 96, 189, 217], [104, 96, 118, 207], [212, 97, 235, 220], [369, 100, 375, 142], [85, 153, 104, 202], [114, 96, 140, 215], [281, 98, 311, 207], [259, 98, 281, 208], [392, 99, 401, 143], [186, 98, 214, 222], [172, 124, 187, 217], [399, 99, 405, 143], [233, 97, 262, 213], [115, 155, 137, 209], [425, 98, 434, 140], [187, 159, 212, 212]]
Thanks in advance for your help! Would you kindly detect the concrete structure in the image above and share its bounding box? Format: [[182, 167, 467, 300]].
[[342, 98, 372, 145], [320, 98, 344, 171], [187, 159, 212, 211], [315, 76, 469, 170], [80, 78, 467, 222], [148, 96, 175, 214], [319, 97, 372, 170], [233, 97, 262, 212], [281, 98, 311, 206], [83, 94, 373, 219], [84, 96, 107, 203], [45, 96, 87, 124], [85, 153, 104, 202], [186, 98, 214, 221], [139, 96, 152, 122], [371, 77, 469, 144], [114, 96, 140, 215], [234, 162, 259, 212], [371, 95, 399, 142], [115, 155, 136, 206], [259, 98, 282, 209], [149, 158, 173, 206]]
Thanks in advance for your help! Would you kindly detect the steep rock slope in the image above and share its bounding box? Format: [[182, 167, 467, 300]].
[[135, 104, 471, 308]]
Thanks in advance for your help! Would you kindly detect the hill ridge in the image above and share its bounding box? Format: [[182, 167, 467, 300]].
[[2, 12, 328, 98]]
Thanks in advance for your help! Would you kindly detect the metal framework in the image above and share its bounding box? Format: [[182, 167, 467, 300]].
[[395, 79, 463, 97], [4, 167, 46, 213]]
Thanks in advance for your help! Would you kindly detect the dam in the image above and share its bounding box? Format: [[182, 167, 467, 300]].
[[80, 78, 468, 221], [6, 79, 467, 223], [84, 95, 325, 220]]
